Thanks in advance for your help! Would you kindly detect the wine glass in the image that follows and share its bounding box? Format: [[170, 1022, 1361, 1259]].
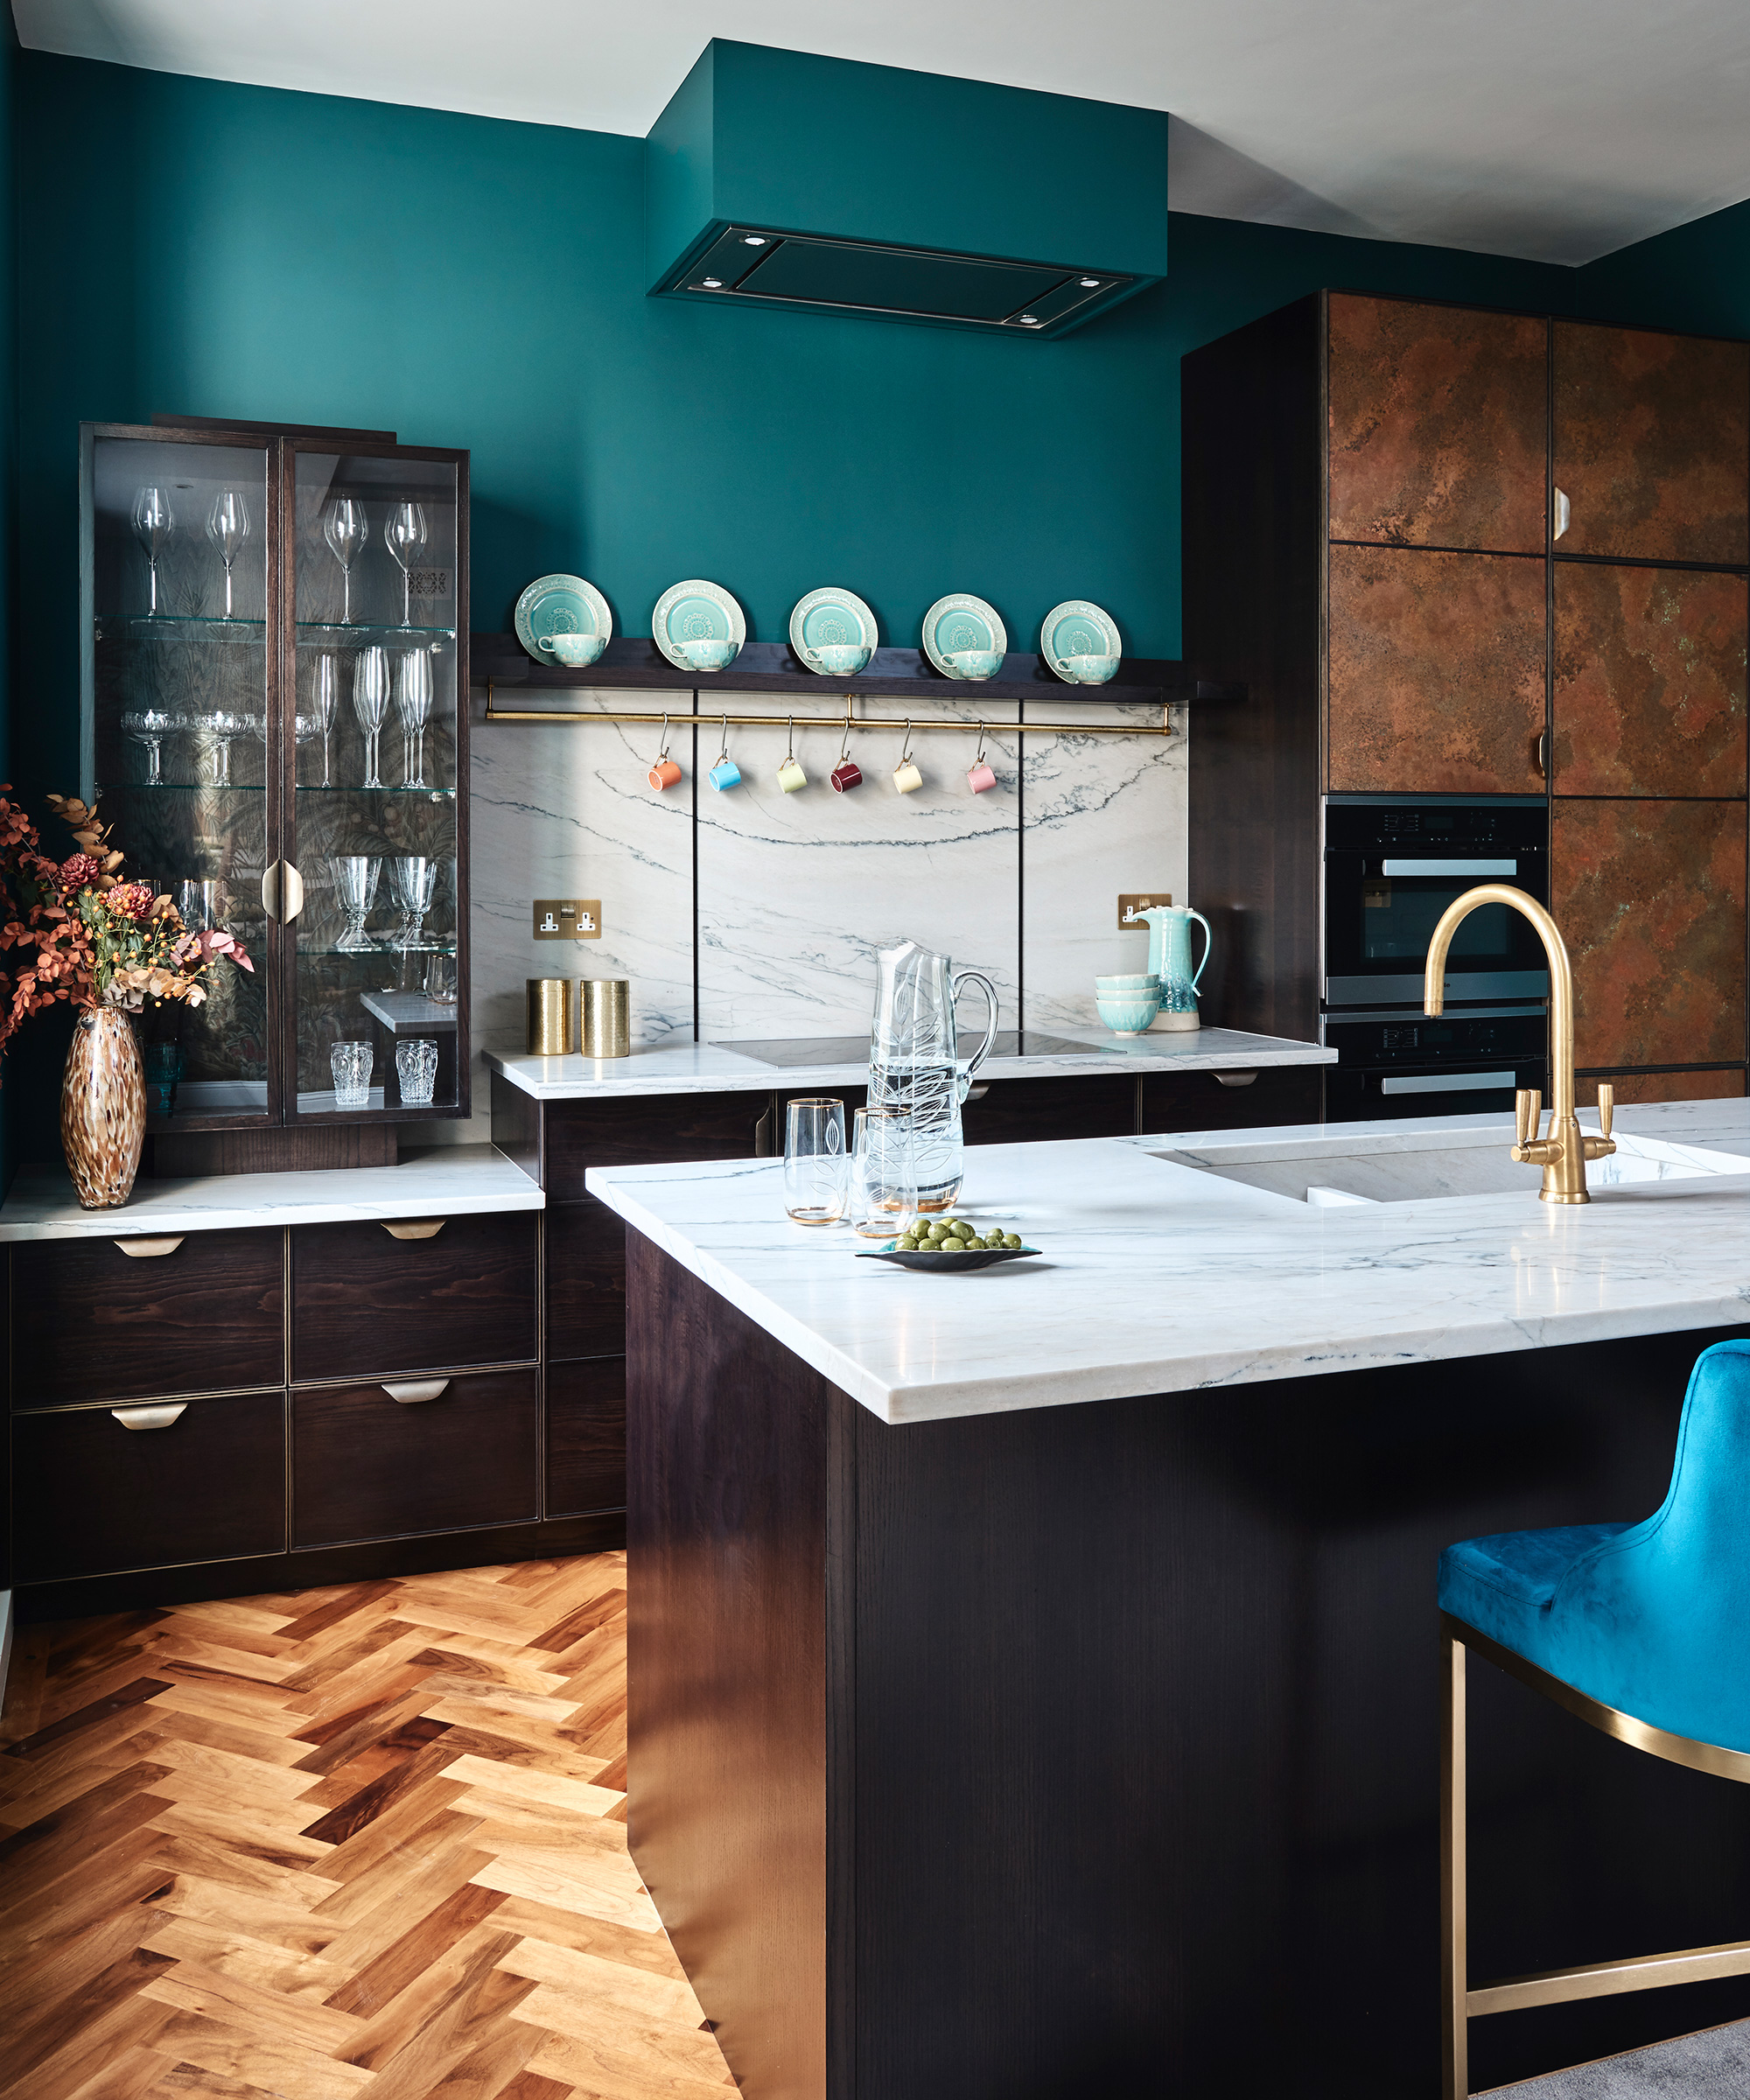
[[383, 501, 428, 626], [206, 488, 251, 619], [396, 650, 434, 788], [388, 856, 438, 954], [331, 857, 380, 952], [322, 497, 368, 625], [352, 646, 391, 788], [312, 653, 340, 787], [121, 708, 175, 785], [132, 486, 174, 616], [197, 710, 256, 786]]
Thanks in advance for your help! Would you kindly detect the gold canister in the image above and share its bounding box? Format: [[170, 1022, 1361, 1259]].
[[526, 977, 575, 1056], [580, 977, 631, 1058]]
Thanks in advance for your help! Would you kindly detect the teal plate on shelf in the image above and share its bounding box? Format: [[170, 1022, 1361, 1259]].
[[789, 586, 878, 671], [857, 1244, 1041, 1271], [652, 579, 746, 671], [1040, 599, 1121, 679], [514, 574, 612, 663], [921, 594, 1007, 678]]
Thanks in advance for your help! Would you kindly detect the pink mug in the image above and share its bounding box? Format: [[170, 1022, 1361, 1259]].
[[967, 760, 997, 794]]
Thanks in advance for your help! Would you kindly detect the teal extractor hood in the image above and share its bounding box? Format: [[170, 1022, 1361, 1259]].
[[645, 43, 1169, 338]]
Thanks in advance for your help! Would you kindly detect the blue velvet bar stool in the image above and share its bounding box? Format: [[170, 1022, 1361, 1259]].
[[1437, 1339, 1750, 2099]]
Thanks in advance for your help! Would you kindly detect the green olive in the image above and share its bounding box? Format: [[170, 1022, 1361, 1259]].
[[1004, 1233, 1024, 1249]]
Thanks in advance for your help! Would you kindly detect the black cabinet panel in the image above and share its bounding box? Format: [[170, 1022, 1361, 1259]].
[[293, 1368, 537, 1547], [1138, 1066, 1324, 1134], [543, 1091, 769, 1200], [291, 1213, 537, 1382], [547, 1357, 626, 1517], [960, 1076, 1137, 1146], [12, 1229, 284, 1409], [14, 1391, 284, 1583], [546, 1201, 626, 1361]]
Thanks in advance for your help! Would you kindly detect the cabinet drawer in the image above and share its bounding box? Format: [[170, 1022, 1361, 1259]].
[[543, 1091, 769, 1200], [11, 1228, 284, 1409], [1139, 1066, 1325, 1135], [547, 1357, 626, 1517], [13, 1392, 284, 1584], [546, 1200, 626, 1360], [291, 1213, 537, 1382], [292, 1368, 537, 1547], [961, 1075, 1137, 1146]]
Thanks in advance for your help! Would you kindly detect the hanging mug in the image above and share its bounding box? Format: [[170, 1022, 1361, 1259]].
[[777, 718, 807, 794], [830, 718, 861, 793], [708, 718, 739, 790], [648, 714, 681, 791], [892, 722, 922, 795], [967, 725, 996, 794]]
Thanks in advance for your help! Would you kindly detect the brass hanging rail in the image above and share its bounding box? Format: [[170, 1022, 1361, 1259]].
[[483, 682, 1176, 736]]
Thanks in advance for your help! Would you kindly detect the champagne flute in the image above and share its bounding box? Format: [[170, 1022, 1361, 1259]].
[[396, 649, 434, 788], [132, 486, 174, 616], [323, 497, 368, 625], [206, 488, 251, 619], [383, 501, 428, 626], [352, 646, 390, 788], [312, 653, 340, 787]]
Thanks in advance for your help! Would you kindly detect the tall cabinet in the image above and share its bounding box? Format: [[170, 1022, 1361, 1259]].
[[82, 420, 470, 1169], [1186, 291, 1749, 1104]]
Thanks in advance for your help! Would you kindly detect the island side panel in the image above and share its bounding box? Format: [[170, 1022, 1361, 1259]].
[[625, 1234, 840, 2100]]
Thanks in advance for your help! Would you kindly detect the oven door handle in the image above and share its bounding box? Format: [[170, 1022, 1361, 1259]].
[[1379, 1071, 1521, 1096], [1379, 858, 1517, 878]]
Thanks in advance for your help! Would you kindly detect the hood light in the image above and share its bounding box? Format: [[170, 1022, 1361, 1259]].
[[702, 277, 723, 287], [1080, 277, 1100, 288], [742, 234, 768, 246]]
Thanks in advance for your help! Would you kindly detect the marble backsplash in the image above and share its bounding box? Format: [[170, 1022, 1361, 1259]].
[[455, 684, 1186, 1141]]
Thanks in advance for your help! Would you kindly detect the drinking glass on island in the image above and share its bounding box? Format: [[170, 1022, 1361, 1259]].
[[396, 1036, 439, 1106], [330, 1040, 373, 1109], [784, 1096, 848, 1226], [850, 1105, 918, 1238]]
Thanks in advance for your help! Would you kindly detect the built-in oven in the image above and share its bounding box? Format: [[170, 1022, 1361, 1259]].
[[1324, 796, 1550, 1011], [1322, 1007, 1548, 1122]]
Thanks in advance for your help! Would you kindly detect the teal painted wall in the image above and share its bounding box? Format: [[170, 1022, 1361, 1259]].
[[1575, 196, 1750, 339]]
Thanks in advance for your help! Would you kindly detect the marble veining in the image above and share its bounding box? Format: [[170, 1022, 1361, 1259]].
[[487, 1023, 1332, 1101], [0, 1144, 542, 1242], [586, 1102, 1750, 1424]]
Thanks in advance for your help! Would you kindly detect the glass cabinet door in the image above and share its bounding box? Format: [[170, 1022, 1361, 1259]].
[[287, 446, 463, 1119], [85, 429, 275, 1127]]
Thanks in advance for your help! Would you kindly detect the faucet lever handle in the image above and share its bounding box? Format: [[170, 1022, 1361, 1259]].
[[1515, 1088, 1542, 1148], [1596, 1082, 1614, 1139]]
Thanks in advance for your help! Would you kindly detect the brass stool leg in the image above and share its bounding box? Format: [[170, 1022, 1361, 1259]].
[[1442, 1628, 1468, 2100]]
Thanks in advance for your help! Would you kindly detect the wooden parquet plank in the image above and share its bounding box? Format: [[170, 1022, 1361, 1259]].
[[0, 1555, 731, 2100]]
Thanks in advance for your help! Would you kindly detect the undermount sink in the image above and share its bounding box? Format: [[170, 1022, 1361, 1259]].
[[1152, 1127, 1750, 1207]]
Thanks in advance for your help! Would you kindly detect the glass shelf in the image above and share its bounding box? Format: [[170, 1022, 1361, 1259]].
[[296, 784, 457, 798], [304, 942, 458, 959], [98, 779, 263, 795], [296, 621, 456, 639]]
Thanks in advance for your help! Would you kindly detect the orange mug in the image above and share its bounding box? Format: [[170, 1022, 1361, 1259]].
[[648, 756, 682, 790]]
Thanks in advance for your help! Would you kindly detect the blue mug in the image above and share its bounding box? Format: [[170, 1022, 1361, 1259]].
[[708, 756, 741, 791]]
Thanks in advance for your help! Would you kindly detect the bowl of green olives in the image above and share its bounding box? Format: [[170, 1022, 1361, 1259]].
[[856, 1215, 1040, 1271]]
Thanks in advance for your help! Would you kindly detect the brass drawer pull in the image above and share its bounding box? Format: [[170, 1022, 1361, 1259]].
[[115, 1236, 186, 1257], [383, 1378, 450, 1404], [965, 1084, 990, 1102], [382, 1219, 445, 1241], [1213, 1071, 1258, 1088], [111, 1403, 187, 1431]]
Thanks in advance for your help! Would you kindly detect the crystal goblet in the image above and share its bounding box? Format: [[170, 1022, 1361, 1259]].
[[396, 649, 434, 788], [331, 856, 380, 952], [198, 710, 257, 786], [388, 855, 438, 952], [121, 708, 175, 785], [384, 501, 428, 627], [352, 646, 391, 788], [323, 497, 368, 625]]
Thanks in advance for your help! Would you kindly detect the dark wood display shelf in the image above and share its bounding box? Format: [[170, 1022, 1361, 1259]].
[[472, 633, 1243, 705]]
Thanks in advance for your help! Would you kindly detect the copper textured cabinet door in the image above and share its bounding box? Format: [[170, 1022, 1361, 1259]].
[[1553, 566, 1747, 797], [1552, 799, 1747, 1069], [1327, 547, 1546, 793], [1553, 324, 1750, 564], [1327, 296, 1547, 552]]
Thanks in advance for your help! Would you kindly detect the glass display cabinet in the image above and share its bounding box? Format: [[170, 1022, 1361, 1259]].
[[81, 421, 469, 1154]]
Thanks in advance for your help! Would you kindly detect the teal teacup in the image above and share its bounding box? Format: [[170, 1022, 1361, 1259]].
[[1096, 974, 1160, 993], [814, 643, 872, 676], [1096, 990, 1161, 1037], [540, 631, 606, 668], [681, 637, 736, 672], [947, 648, 1003, 680], [1058, 653, 1119, 684]]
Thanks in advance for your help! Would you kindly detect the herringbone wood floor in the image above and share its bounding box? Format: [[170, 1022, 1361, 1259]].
[[0, 1552, 737, 2100]]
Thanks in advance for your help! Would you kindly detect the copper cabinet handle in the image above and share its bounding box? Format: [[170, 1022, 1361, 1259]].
[[1213, 1071, 1258, 1088], [1536, 731, 1548, 779], [1552, 487, 1570, 540], [382, 1219, 445, 1240], [111, 1403, 187, 1431], [382, 1378, 450, 1404], [115, 1236, 185, 1257], [262, 860, 306, 924]]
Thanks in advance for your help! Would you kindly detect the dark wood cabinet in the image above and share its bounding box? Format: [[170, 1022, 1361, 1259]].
[[542, 1090, 770, 1200], [291, 1368, 538, 1547], [547, 1357, 626, 1517], [291, 1212, 537, 1381], [1552, 798, 1747, 1070], [1553, 323, 1750, 564], [960, 1075, 1138, 1146], [1139, 1065, 1324, 1134], [1552, 564, 1747, 797], [13, 1391, 285, 1583], [544, 1200, 626, 1361], [1327, 295, 1547, 553], [1326, 546, 1546, 794], [11, 1228, 284, 1408]]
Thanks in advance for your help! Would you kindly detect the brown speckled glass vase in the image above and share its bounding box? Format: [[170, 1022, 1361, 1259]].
[[60, 1005, 146, 1208]]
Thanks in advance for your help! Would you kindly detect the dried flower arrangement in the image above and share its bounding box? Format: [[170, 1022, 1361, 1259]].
[[0, 787, 254, 1063]]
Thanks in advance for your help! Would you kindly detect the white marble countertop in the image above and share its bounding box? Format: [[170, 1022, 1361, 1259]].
[[486, 1025, 1334, 1101], [0, 1144, 542, 1241], [586, 1099, 1750, 1425]]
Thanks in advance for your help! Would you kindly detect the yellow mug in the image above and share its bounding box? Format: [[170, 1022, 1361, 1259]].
[[777, 756, 808, 794], [892, 759, 923, 794]]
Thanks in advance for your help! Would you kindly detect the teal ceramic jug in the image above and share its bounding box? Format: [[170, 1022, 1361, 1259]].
[[1127, 905, 1211, 1031]]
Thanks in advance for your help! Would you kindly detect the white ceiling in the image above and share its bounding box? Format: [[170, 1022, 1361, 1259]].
[[16, 0, 1750, 265]]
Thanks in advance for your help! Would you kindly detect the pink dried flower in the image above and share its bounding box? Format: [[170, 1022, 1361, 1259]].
[[200, 927, 256, 973], [106, 881, 157, 921], [59, 853, 102, 892]]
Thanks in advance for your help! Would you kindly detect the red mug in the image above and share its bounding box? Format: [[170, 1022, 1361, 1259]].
[[830, 760, 863, 793], [648, 756, 682, 790]]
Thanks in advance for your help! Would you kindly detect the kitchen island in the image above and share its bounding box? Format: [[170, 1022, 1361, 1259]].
[[590, 1100, 1750, 2099]]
